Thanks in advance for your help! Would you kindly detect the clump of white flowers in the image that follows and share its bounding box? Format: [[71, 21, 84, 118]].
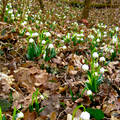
[[82, 64, 89, 71], [93, 52, 99, 58], [80, 111, 90, 120]]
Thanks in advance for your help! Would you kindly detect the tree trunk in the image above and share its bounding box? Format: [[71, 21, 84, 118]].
[[38, 0, 44, 10], [81, 0, 91, 19], [1, 0, 8, 21], [106, 0, 112, 4]]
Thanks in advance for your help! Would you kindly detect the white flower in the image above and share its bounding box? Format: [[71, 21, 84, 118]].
[[26, 32, 30, 36], [11, 14, 14, 19], [40, 22, 43, 25], [67, 114, 80, 120], [100, 67, 105, 74], [21, 21, 27, 26], [44, 32, 51, 37], [40, 95, 44, 100], [93, 52, 99, 58], [110, 49, 114, 53], [28, 27, 32, 30], [96, 38, 100, 42], [62, 46, 67, 49], [86, 80, 89, 83], [42, 40, 46, 44], [66, 33, 71, 39], [81, 29, 84, 33], [8, 9, 13, 14], [112, 35, 118, 43], [17, 14, 20, 17], [29, 38, 34, 43], [82, 64, 89, 71], [79, 33, 84, 37], [100, 57, 105, 62], [104, 25, 107, 28], [67, 114, 72, 120], [87, 90, 92, 96], [57, 34, 62, 38], [104, 47, 108, 52], [6, 7, 8, 11], [16, 112, 24, 119], [80, 38, 84, 41], [43, 53, 46, 58], [32, 32, 39, 37], [88, 34, 94, 39], [97, 32, 101, 38], [80, 111, 90, 120], [94, 62, 99, 68], [36, 20, 39, 24], [48, 44, 54, 49], [95, 72, 98, 76], [115, 27, 119, 31]]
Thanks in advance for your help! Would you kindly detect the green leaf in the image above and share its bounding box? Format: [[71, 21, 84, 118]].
[[0, 50, 4, 56], [12, 107, 16, 120], [2, 115, 6, 120], [69, 88, 75, 102], [72, 105, 86, 120], [0, 107, 2, 120], [86, 108, 104, 120]]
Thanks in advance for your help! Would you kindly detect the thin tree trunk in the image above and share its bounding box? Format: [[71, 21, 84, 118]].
[[81, 0, 91, 19], [1, 0, 8, 21], [38, 0, 44, 10]]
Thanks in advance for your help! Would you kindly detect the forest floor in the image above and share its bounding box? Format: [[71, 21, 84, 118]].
[[0, 0, 120, 120]]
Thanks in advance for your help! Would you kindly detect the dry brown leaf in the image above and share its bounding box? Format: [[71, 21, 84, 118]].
[[59, 86, 68, 93], [24, 110, 36, 120], [67, 65, 78, 75], [111, 111, 120, 120], [14, 67, 48, 90], [0, 72, 14, 99], [50, 111, 57, 120]]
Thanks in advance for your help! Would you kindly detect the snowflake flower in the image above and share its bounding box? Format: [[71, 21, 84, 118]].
[[42, 40, 46, 44], [80, 111, 90, 120], [29, 38, 34, 43], [48, 44, 54, 49], [16, 112, 24, 119], [93, 52, 99, 58], [82, 64, 89, 71], [87, 90, 92, 96], [100, 67, 105, 73], [100, 57, 105, 62], [44, 32, 51, 37], [32, 32, 39, 37]]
